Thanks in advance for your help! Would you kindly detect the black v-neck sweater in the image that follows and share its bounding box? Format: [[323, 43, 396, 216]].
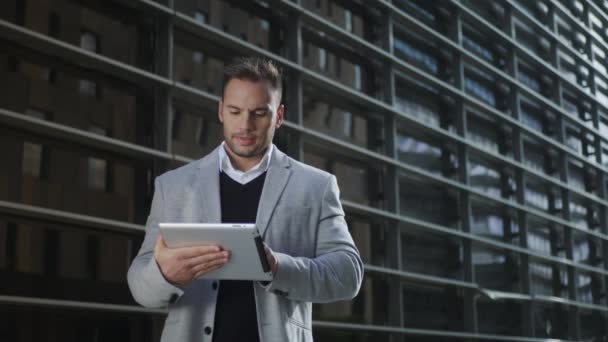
[[212, 171, 266, 342]]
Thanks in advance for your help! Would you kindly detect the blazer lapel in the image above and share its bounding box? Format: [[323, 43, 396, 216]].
[[256, 147, 292, 238], [194, 146, 222, 223]]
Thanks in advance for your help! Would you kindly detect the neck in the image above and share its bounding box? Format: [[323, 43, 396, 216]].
[[223, 144, 268, 172]]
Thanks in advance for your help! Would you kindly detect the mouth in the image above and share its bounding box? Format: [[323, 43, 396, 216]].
[[235, 136, 256, 146]]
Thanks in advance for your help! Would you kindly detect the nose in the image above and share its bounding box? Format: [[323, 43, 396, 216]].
[[238, 111, 256, 131]]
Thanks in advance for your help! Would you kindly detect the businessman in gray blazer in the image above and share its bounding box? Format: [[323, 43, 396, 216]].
[[127, 57, 363, 342]]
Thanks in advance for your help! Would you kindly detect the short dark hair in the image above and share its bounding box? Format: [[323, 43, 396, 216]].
[[222, 56, 283, 100]]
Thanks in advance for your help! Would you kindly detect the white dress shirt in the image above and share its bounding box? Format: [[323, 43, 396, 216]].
[[218, 142, 273, 185]]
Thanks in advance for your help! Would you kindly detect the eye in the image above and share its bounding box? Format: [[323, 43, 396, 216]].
[[255, 110, 268, 117]]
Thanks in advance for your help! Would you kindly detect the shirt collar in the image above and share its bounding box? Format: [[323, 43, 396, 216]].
[[218, 142, 273, 174]]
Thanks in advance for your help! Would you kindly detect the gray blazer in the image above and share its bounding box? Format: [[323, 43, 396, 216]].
[[127, 145, 363, 342]]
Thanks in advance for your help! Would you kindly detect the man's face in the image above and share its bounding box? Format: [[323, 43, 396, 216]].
[[218, 78, 284, 160]]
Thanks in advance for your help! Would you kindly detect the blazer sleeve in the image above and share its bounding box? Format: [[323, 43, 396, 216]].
[[127, 176, 184, 308], [262, 175, 364, 303]]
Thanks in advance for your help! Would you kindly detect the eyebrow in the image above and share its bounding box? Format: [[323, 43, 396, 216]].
[[226, 105, 270, 112]]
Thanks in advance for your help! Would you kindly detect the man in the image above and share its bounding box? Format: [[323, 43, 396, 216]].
[[127, 56, 363, 342]]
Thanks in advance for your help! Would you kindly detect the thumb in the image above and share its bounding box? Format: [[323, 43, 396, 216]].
[[154, 234, 164, 254]]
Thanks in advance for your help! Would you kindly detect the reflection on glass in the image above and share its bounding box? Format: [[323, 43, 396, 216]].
[[173, 44, 226, 95], [171, 103, 223, 159], [314, 273, 389, 326], [302, 94, 372, 149], [0, 305, 165, 341], [399, 175, 459, 228], [573, 232, 603, 268], [403, 282, 464, 331], [533, 304, 569, 339], [0, 219, 137, 305], [579, 310, 607, 340], [401, 228, 463, 280], [303, 41, 366, 93], [175, 0, 274, 51], [473, 245, 520, 292], [348, 216, 389, 268], [470, 205, 518, 244], [303, 148, 384, 208], [468, 158, 515, 199], [477, 301, 522, 336], [0, 52, 151, 146], [397, 130, 458, 178], [1, 134, 139, 223]]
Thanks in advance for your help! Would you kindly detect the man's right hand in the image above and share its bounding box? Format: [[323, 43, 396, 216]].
[[154, 235, 230, 286]]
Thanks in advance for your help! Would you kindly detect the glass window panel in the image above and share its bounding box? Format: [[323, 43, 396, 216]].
[[303, 146, 385, 209], [397, 130, 458, 179], [303, 89, 378, 150], [171, 101, 223, 159], [530, 261, 568, 298], [0, 218, 141, 305], [399, 175, 460, 229], [0, 134, 143, 224], [471, 204, 519, 245], [0, 51, 154, 146], [579, 310, 608, 340], [395, 78, 456, 133], [175, 0, 279, 53], [402, 282, 464, 331], [570, 199, 590, 230], [573, 231, 604, 268], [347, 215, 391, 268], [0, 305, 165, 341], [473, 245, 521, 292], [576, 271, 605, 304], [22, 142, 44, 179], [394, 33, 440, 75], [533, 303, 570, 339], [1, 0, 155, 70], [400, 226, 464, 280], [466, 111, 512, 156], [300, 0, 368, 38], [468, 157, 515, 200], [477, 300, 523, 336], [173, 42, 229, 96], [314, 272, 390, 325], [302, 41, 368, 94]]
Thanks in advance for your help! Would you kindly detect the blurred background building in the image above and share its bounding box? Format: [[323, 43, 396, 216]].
[[1, 0, 608, 341]]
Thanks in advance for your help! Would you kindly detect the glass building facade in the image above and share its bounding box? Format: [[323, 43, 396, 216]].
[[1, 0, 608, 340]]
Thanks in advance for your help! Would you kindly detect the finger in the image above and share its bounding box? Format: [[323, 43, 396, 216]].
[[191, 257, 229, 275], [177, 245, 222, 259], [154, 235, 164, 254], [184, 251, 229, 269], [193, 263, 224, 279]]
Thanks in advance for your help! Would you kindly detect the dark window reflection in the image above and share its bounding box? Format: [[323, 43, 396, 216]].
[[0, 0, 156, 71], [314, 273, 390, 326], [0, 51, 155, 147], [401, 227, 463, 280], [0, 304, 165, 342], [399, 175, 460, 229], [0, 218, 143, 306], [304, 147, 386, 209], [533, 304, 569, 339], [403, 282, 464, 331], [0, 132, 148, 224], [473, 245, 521, 293], [477, 300, 522, 336], [171, 101, 223, 159]]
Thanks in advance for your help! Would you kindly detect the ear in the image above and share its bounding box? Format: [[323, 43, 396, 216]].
[[275, 104, 284, 129], [218, 100, 224, 123]]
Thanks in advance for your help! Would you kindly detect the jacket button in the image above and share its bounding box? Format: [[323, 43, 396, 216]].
[[204, 326, 212, 335], [212, 281, 218, 290]]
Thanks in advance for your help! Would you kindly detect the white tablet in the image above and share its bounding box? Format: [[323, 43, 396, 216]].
[[158, 223, 273, 281]]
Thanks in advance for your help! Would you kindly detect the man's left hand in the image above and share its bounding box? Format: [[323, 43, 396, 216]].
[[263, 243, 278, 274]]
